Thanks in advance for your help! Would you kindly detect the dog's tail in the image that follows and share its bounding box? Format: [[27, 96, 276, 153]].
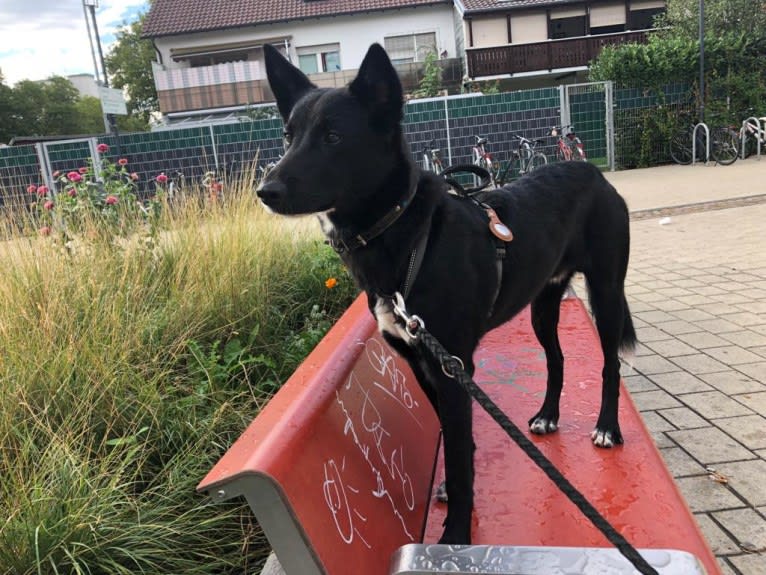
[[619, 295, 637, 366]]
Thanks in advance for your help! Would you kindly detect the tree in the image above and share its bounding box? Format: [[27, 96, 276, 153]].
[[411, 51, 444, 99], [657, 0, 766, 41], [0, 70, 16, 143], [9, 77, 87, 136], [105, 13, 158, 127], [590, 0, 766, 119], [75, 96, 109, 134]]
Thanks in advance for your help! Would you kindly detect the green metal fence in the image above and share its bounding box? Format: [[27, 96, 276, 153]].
[[0, 82, 691, 207]]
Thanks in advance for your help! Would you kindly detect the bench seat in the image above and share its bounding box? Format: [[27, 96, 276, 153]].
[[198, 294, 719, 575]]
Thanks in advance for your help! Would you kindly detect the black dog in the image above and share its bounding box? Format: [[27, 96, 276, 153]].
[[257, 43, 636, 545]]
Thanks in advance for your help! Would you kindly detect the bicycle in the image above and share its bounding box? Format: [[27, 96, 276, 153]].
[[669, 118, 739, 165], [422, 140, 445, 174], [551, 125, 586, 162], [740, 114, 766, 158], [511, 133, 548, 177], [471, 135, 498, 183]]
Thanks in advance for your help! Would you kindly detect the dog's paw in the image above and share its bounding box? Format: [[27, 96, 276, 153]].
[[591, 427, 624, 448], [438, 526, 471, 545], [529, 417, 559, 435]]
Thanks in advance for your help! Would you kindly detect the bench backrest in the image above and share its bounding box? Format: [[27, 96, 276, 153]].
[[198, 295, 440, 575]]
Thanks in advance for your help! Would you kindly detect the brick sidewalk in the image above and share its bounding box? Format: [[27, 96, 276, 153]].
[[574, 159, 766, 574]]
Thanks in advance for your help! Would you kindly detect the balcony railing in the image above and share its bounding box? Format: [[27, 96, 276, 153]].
[[152, 57, 465, 115], [466, 30, 649, 78]]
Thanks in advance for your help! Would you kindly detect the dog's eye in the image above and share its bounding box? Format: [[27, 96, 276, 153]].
[[283, 131, 292, 146], [324, 131, 341, 145]]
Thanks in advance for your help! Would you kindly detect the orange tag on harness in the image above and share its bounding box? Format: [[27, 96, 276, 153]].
[[486, 208, 513, 242]]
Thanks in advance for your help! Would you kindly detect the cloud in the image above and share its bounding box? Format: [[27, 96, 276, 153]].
[[0, 0, 149, 86]]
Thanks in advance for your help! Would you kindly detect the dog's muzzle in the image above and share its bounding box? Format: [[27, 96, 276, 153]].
[[256, 179, 287, 207]]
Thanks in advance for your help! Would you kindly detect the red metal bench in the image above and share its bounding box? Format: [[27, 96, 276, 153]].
[[198, 294, 720, 575]]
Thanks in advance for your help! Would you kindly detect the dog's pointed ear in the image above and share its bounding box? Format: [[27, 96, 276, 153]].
[[264, 44, 315, 120], [349, 44, 403, 128]]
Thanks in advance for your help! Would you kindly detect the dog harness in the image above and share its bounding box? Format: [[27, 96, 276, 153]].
[[324, 165, 511, 314]]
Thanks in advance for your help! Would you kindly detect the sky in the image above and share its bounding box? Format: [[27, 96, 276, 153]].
[[0, 0, 149, 86]]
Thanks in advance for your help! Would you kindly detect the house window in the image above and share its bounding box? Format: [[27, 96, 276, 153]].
[[589, 2, 626, 35], [296, 44, 341, 74], [550, 16, 587, 39], [383, 32, 437, 64], [628, 7, 664, 30]]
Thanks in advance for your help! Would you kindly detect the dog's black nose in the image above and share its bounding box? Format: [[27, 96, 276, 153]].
[[256, 179, 287, 205]]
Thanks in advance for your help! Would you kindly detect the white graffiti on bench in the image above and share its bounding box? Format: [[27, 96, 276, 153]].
[[322, 337, 421, 547]]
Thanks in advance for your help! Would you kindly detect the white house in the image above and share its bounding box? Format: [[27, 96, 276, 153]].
[[142, 0, 460, 119]]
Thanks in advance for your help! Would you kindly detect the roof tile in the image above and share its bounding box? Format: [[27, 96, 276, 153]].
[[143, 0, 451, 38]]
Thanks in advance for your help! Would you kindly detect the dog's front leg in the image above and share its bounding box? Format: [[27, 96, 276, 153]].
[[425, 359, 475, 545]]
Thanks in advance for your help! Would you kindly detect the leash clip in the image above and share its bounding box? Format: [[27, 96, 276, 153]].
[[392, 292, 424, 339]]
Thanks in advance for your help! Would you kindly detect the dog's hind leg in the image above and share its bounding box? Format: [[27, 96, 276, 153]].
[[528, 279, 570, 435], [437, 371, 475, 544], [585, 280, 627, 448]]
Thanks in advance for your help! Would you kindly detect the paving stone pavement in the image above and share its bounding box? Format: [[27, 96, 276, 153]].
[[572, 158, 766, 574]]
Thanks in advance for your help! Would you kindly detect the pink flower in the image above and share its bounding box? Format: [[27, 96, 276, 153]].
[[43, 200, 54, 211], [118, 158, 128, 166], [52, 170, 60, 178], [67, 172, 82, 182], [36, 185, 49, 196], [105, 195, 118, 205], [97, 143, 109, 153], [39, 226, 51, 236], [67, 188, 77, 198], [78, 167, 88, 174], [156, 173, 168, 184], [130, 172, 139, 181], [27, 184, 37, 194]]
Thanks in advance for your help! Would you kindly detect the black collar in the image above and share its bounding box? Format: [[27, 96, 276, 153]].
[[326, 176, 419, 254]]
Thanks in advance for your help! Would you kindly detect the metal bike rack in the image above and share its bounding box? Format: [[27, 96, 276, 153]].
[[741, 116, 763, 160], [692, 122, 710, 165]]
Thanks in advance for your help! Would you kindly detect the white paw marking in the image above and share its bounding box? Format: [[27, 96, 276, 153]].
[[530, 418, 558, 434], [591, 429, 615, 448]]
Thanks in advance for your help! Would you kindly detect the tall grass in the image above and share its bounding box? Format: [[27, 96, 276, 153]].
[[0, 176, 356, 574]]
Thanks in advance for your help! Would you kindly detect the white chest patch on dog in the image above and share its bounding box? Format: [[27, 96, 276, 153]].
[[317, 212, 336, 236], [373, 298, 414, 344]]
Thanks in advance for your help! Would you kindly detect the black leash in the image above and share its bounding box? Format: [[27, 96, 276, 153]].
[[391, 296, 659, 575]]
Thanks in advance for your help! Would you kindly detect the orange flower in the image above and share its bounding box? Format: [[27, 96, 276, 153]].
[[325, 277, 337, 289]]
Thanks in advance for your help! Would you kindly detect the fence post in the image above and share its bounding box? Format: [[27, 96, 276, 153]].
[[606, 81, 615, 171], [443, 95, 452, 166], [36, 143, 54, 192], [209, 125, 220, 172], [88, 138, 103, 179], [558, 85, 571, 128]]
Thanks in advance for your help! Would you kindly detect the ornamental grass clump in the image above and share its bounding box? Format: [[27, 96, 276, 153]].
[[0, 167, 356, 574]]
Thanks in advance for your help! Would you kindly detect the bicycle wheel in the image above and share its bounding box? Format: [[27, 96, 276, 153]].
[[529, 152, 548, 172], [710, 127, 739, 165], [669, 128, 693, 165]]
